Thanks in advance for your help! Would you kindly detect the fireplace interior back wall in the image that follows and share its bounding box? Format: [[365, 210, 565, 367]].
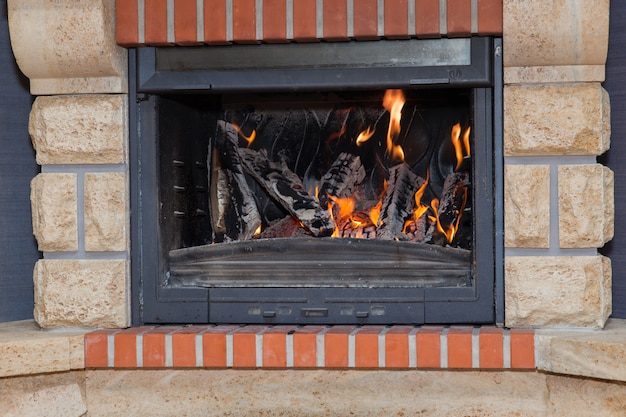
[[130, 37, 503, 325]]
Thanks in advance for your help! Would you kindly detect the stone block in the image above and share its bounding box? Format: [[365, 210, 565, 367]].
[[84, 172, 128, 252], [503, 0, 609, 69], [30, 173, 78, 252], [505, 255, 611, 328], [33, 259, 129, 328], [7, 0, 127, 95], [504, 65, 607, 84], [558, 164, 614, 248], [546, 374, 626, 417], [504, 164, 550, 248], [29, 95, 127, 165], [0, 371, 86, 417], [504, 84, 610, 156]]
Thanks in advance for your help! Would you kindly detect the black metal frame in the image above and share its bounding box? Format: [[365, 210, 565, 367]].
[[130, 37, 503, 325]]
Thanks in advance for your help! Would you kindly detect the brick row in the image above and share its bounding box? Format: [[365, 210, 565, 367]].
[[115, 0, 503, 46], [85, 325, 534, 370]]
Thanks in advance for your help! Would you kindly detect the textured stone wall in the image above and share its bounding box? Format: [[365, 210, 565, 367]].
[[7, 0, 615, 329]]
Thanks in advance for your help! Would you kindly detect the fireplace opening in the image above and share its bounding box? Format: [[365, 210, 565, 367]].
[[130, 37, 502, 325]]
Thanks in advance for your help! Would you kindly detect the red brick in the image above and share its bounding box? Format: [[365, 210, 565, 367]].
[[232, 0, 257, 43], [114, 327, 149, 368], [446, 0, 471, 37], [385, 325, 413, 368], [324, 326, 355, 368], [232, 325, 265, 368], [116, 0, 139, 46], [447, 326, 473, 368], [144, 0, 169, 45], [262, 326, 296, 368], [477, 0, 503, 35], [323, 0, 348, 41], [353, 0, 378, 40], [263, 0, 288, 42], [510, 330, 535, 369], [479, 327, 504, 369], [142, 327, 176, 368], [204, 0, 228, 44], [85, 329, 117, 368], [415, 0, 440, 38], [172, 326, 204, 367], [174, 0, 199, 45], [293, 326, 325, 367], [384, 0, 409, 39], [202, 325, 239, 367], [293, 0, 318, 42], [416, 326, 442, 368], [355, 326, 385, 368]]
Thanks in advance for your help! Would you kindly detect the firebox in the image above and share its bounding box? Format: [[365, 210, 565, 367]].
[[130, 37, 503, 325]]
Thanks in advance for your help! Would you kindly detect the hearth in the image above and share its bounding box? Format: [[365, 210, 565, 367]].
[[130, 37, 503, 325]]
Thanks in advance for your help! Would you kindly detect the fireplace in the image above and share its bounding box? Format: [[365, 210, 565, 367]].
[[130, 36, 503, 325]]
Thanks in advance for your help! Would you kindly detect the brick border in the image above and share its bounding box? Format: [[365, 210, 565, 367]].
[[85, 325, 535, 370], [115, 0, 503, 46]]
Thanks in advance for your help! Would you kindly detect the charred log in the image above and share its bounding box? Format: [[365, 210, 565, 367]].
[[431, 171, 469, 246], [238, 147, 335, 237], [318, 153, 366, 206]]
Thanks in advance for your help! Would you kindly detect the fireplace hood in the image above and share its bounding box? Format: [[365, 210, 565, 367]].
[[129, 37, 503, 325]]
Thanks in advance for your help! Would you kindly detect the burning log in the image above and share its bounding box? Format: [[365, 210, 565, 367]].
[[376, 164, 425, 240], [431, 171, 469, 245], [238, 147, 335, 237], [318, 152, 366, 206], [253, 216, 309, 239], [405, 215, 433, 243], [210, 121, 262, 241]]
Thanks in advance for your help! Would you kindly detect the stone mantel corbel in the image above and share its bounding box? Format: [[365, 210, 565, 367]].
[[7, 0, 127, 95]]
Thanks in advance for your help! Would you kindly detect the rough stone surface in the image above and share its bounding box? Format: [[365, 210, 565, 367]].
[[537, 319, 626, 382], [504, 65, 607, 84], [546, 374, 626, 417], [33, 259, 128, 328], [0, 320, 86, 377], [504, 84, 611, 156], [85, 369, 549, 416], [7, 0, 127, 95], [558, 165, 614, 248], [505, 255, 611, 328], [0, 371, 86, 417], [504, 164, 550, 248], [29, 95, 127, 165], [503, 0, 609, 68], [84, 172, 128, 252], [30, 173, 78, 252]]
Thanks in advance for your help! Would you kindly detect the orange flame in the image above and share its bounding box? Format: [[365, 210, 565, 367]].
[[451, 123, 471, 171], [383, 89, 406, 162], [403, 172, 430, 233], [430, 189, 468, 244], [233, 124, 256, 147], [356, 126, 375, 146]]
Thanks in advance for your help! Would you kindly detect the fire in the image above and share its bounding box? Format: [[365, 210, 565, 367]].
[[356, 126, 375, 146], [403, 172, 430, 233], [429, 190, 468, 244], [232, 124, 256, 147], [383, 89, 406, 162], [450, 122, 471, 171]]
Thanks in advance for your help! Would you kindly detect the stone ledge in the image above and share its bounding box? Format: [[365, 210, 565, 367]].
[[536, 318, 626, 382], [0, 320, 87, 378]]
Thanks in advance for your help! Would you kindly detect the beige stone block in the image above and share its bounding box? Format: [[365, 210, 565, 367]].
[[85, 369, 549, 416], [546, 374, 626, 417], [504, 84, 610, 156], [7, 0, 127, 95], [559, 165, 614, 248], [85, 172, 128, 252], [504, 65, 607, 85], [505, 255, 611, 328], [537, 319, 626, 382], [34, 259, 129, 328], [29, 95, 127, 165], [0, 320, 88, 377], [504, 164, 550, 248], [503, 0, 609, 69], [0, 371, 86, 417], [30, 173, 78, 252]]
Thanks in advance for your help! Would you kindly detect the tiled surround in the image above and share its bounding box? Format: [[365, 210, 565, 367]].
[[115, 0, 503, 46], [84, 325, 535, 370]]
